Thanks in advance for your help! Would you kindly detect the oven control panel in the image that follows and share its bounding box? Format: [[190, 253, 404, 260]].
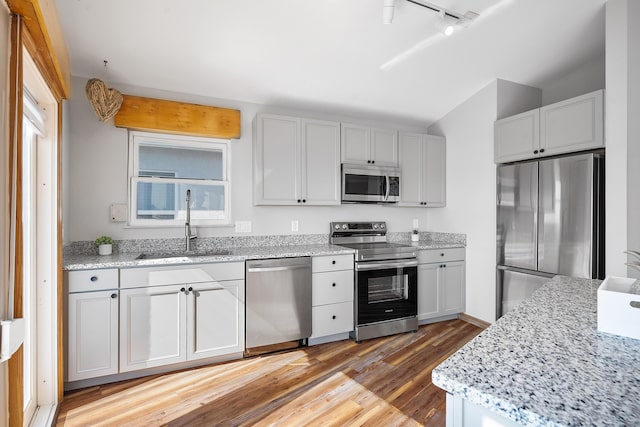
[[330, 222, 386, 234]]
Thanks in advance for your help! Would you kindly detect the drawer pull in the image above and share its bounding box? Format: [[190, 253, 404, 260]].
[[332, 283, 336, 287], [90, 276, 98, 282], [440, 253, 444, 257], [110, 293, 117, 299], [332, 315, 336, 319], [332, 260, 336, 265]]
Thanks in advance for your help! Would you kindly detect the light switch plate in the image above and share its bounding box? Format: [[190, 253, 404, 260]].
[[110, 204, 127, 222], [291, 220, 299, 232], [235, 221, 252, 233], [413, 219, 419, 229]]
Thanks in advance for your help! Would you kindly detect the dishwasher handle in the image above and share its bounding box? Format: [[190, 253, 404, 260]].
[[246, 264, 310, 273]]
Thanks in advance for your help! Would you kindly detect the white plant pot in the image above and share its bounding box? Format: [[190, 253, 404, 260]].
[[411, 234, 420, 242], [98, 244, 112, 256]]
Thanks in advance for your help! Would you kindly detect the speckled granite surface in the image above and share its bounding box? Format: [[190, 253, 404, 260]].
[[63, 231, 465, 270], [432, 275, 640, 427], [63, 244, 355, 270]]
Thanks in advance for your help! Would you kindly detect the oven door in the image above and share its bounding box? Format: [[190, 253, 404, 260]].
[[342, 164, 400, 203], [355, 259, 418, 325]]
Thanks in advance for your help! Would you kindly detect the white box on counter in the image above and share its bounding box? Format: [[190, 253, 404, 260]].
[[597, 276, 640, 340]]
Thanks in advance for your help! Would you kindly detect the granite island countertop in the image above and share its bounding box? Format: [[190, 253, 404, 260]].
[[432, 275, 640, 426]]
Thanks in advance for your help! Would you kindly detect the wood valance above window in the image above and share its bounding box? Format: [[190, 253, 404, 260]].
[[114, 95, 241, 139]]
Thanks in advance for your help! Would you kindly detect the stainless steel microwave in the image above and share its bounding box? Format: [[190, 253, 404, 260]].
[[341, 163, 400, 203]]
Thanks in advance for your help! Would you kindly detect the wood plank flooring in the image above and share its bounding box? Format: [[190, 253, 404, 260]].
[[56, 319, 482, 427]]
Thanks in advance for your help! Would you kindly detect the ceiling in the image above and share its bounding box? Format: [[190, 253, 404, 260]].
[[56, 0, 606, 126]]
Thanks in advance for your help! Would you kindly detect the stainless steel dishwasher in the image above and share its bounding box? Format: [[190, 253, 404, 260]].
[[245, 257, 312, 355]]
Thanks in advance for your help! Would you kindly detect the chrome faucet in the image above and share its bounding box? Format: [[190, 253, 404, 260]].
[[185, 189, 197, 252]]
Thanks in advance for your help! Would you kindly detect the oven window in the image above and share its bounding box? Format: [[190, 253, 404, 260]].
[[356, 265, 418, 325], [344, 173, 385, 195], [368, 275, 408, 303]]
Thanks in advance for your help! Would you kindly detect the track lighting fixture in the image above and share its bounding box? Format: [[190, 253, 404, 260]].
[[382, 0, 478, 36]]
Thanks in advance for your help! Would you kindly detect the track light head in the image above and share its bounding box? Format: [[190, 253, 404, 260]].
[[383, 0, 395, 24]]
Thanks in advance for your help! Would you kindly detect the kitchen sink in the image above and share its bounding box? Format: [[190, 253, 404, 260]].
[[135, 249, 231, 260]]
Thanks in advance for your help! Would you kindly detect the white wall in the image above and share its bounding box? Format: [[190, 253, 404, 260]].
[[0, 4, 10, 426], [426, 81, 498, 324], [628, 0, 640, 277], [606, 0, 630, 277], [540, 54, 605, 106], [63, 76, 433, 242], [426, 79, 540, 324]]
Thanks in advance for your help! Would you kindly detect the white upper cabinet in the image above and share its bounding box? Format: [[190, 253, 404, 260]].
[[494, 110, 540, 163], [399, 132, 446, 207], [424, 135, 446, 207], [341, 123, 398, 167], [494, 90, 604, 163], [254, 114, 340, 205], [540, 90, 604, 156], [301, 119, 341, 205]]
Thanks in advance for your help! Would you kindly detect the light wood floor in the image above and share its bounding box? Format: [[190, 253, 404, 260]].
[[56, 319, 481, 427]]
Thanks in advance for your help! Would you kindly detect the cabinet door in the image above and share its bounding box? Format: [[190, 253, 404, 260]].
[[540, 90, 603, 156], [68, 291, 119, 381], [423, 135, 446, 207], [494, 110, 540, 163], [417, 263, 439, 321], [341, 123, 370, 164], [398, 132, 423, 206], [370, 128, 398, 167], [120, 285, 186, 372], [186, 280, 244, 361], [440, 261, 466, 315], [254, 114, 300, 205], [301, 119, 341, 205]]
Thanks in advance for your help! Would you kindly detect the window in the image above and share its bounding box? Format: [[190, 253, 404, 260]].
[[128, 131, 230, 226]]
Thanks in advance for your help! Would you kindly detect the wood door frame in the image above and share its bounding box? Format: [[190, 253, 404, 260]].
[[5, 1, 69, 425]]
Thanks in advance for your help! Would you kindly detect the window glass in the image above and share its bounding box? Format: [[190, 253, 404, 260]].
[[128, 131, 230, 226]]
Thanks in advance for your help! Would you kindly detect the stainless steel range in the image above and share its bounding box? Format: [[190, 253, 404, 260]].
[[330, 221, 418, 342]]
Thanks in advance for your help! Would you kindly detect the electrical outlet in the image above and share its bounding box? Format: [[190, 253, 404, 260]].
[[235, 221, 252, 233], [291, 220, 299, 232], [413, 218, 419, 229]]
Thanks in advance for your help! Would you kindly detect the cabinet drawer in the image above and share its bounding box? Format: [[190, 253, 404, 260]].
[[418, 248, 465, 264], [312, 270, 353, 306], [68, 269, 119, 293], [310, 301, 353, 338], [120, 261, 244, 288], [312, 254, 353, 273]]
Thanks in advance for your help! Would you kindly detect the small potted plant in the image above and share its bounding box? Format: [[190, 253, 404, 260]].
[[95, 235, 114, 255], [411, 229, 420, 242]]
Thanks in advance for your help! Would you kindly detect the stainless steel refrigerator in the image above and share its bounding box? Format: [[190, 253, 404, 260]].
[[496, 151, 604, 318]]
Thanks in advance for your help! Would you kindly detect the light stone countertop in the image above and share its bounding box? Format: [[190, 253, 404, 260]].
[[63, 237, 466, 271], [432, 275, 640, 426], [63, 244, 355, 270]]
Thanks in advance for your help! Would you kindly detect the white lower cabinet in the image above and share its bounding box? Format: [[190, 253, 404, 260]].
[[187, 280, 244, 360], [417, 249, 466, 322], [67, 290, 119, 381], [120, 277, 245, 372], [120, 284, 187, 372], [67, 269, 119, 382], [310, 255, 354, 341], [67, 262, 245, 384]]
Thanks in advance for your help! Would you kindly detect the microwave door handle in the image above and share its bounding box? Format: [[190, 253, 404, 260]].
[[384, 174, 390, 200]]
